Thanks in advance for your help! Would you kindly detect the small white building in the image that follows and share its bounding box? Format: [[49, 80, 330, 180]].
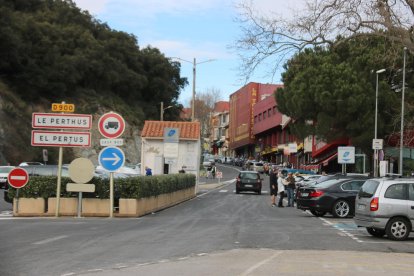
[[140, 120, 201, 176]]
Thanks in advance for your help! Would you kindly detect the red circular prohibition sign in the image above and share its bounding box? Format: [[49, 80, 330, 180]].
[[8, 168, 29, 189], [98, 112, 125, 139]]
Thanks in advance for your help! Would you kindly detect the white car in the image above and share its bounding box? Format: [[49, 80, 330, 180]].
[[0, 166, 15, 188]]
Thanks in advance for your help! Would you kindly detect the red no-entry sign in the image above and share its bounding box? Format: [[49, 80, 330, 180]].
[[8, 168, 29, 189]]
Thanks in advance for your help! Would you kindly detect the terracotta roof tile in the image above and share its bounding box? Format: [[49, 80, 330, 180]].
[[141, 121, 200, 140]]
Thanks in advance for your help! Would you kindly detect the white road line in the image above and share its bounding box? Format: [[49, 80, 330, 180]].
[[239, 251, 282, 276], [32, 235, 68, 245], [219, 190, 228, 193]]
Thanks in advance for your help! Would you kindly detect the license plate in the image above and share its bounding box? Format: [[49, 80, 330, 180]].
[[301, 192, 309, 197], [245, 184, 253, 187], [357, 204, 365, 210]]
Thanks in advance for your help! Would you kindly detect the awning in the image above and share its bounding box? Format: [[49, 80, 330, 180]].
[[321, 153, 338, 166]]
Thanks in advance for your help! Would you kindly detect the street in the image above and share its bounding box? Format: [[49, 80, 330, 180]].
[[0, 165, 414, 275]]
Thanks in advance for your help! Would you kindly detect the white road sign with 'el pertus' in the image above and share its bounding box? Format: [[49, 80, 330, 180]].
[[31, 130, 91, 147]]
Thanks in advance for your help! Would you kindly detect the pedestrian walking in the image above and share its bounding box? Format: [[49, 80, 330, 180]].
[[277, 172, 286, 207], [285, 172, 296, 207], [269, 166, 278, 207], [211, 164, 217, 179]]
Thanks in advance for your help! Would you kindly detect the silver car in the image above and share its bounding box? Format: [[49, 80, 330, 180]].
[[354, 178, 414, 241]]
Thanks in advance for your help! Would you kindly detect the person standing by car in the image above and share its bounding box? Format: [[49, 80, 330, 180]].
[[285, 172, 296, 207], [269, 166, 278, 207], [277, 172, 286, 207]]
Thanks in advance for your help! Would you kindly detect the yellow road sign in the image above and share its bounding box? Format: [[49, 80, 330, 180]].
[[51, 103, 75, 112]]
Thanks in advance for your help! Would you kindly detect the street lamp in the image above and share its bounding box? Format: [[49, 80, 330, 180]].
[[171, 57, 215, 121], [374, 68, 386, 177], [399, 47, 407, 176], [160, 101, 172, 121]]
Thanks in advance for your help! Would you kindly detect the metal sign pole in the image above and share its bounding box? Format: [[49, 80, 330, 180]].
[[55, 145, 63, 217], [109, 172, 114, 218], [77, 192, 83, 218], [16, 189, 19, 215]]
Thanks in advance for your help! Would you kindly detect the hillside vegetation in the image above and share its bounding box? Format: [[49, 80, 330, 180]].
[[0, 0, 187, 164]]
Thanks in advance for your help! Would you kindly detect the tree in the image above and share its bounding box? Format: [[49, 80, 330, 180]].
[[275, 37, 402, 151], [234, 0, 414, 81], [191, 88, 221, 137]]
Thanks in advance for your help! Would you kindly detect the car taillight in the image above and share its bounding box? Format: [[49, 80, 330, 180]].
[[370, 197, 379, 211], [309, 190, 324, 197]]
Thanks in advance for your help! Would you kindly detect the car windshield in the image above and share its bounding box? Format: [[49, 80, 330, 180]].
[[313, 178, 347, 188], [0, 167, 13, 173], [240, 172, 258, 179], [358, 180, 379, 198]]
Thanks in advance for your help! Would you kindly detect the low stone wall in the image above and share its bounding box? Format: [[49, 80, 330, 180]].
[[13, 186, 195, 217], [118, 186, 196, 217]]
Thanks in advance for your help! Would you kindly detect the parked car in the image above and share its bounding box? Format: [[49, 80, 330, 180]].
[[354, 178, 414, 241], [252, 162, 264, 173], [18, 162, 44, 166], [0, 166, 15, 189], [235, 171, 263, 195], [296, 177, 369, 218]]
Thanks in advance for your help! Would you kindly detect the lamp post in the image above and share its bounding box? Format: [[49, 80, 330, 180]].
[[160, 101, 172, 121], [171, 57, 215, 121], [374, 68, 386, 177], [399, 47, 407, 176]]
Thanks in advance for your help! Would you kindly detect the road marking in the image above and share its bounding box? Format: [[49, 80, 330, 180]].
[[239, 251, 282, 276], [219, 190, 228, 193], [32, 235, 68, 245]]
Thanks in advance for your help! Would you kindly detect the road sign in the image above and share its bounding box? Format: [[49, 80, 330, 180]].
[[100, 138, 124, 147], [8, 168, 29, 189], [51, 103, 75, 112], [216, 171, 223, 179], [98, 146, 125, 172], [338, 146, 355, 164], [68, 158, 95, 184], [372, 139, 383, 150], [98, 112, 125, 139], [66, 183, 95, 193], [32, 113, 92, 129], [31, 130, 91, 147]]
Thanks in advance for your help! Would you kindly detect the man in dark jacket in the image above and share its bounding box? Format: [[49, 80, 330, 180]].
[[269, 166, 278, 207]]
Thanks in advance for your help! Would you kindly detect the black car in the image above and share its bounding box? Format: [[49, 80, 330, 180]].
[[235, 171, 263, 194], [296, 177, 369, 218]]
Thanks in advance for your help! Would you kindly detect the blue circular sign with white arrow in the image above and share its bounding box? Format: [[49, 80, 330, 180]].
[[98, 146, 125, 172]]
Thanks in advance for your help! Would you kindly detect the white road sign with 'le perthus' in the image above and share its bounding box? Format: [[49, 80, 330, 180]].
[[98, 146, 125, 172]]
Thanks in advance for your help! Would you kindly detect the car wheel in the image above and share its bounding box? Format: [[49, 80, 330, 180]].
[[332, 200, 351, 218], [366, 227, 386, 238], [386, 217, 411, 241], [310, 210, 326, 217]]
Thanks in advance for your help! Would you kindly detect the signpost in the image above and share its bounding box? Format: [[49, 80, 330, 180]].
[[216, 171, 222, 184], [31, 102, 92, 217], [99, 146, 125, 218], [338, 146, 355, 174], [68, 158, 95, 218], [8, 168, 29, 215]]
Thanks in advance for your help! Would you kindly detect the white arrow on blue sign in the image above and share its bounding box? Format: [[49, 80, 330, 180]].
[[98, 146, 125, 172]]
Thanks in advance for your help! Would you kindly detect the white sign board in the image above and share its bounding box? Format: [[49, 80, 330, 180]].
[[66, 183, 95, 193], [100, 139, 124, 147], [372, 139, 383, 150], [164, 143, 179, 158], [31, 130, 91, 147], [288, 143, 297, 154], [32, 113, 92, 129], [338, 146, 355, 164]]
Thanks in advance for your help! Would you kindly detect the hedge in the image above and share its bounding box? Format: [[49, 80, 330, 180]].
[[7, 174, 196, 200]]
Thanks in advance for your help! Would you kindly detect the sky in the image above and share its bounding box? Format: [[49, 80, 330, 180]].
[[72, 0, 304, 106]]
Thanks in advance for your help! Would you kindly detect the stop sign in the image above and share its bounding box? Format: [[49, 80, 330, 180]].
[[8, 168, 29, 189]]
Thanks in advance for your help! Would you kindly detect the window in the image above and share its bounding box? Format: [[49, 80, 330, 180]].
[[273, 106, 277, 114], [258, 114, 262, 121], [409, 184, 414, 201], [268, 108, 271, 117], [384, 184, 407, 200], [263, 112, 266, 119], [254, 116, 257, 123]]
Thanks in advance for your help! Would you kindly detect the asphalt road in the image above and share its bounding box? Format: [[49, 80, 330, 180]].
[[1, 164, 414, 275]]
